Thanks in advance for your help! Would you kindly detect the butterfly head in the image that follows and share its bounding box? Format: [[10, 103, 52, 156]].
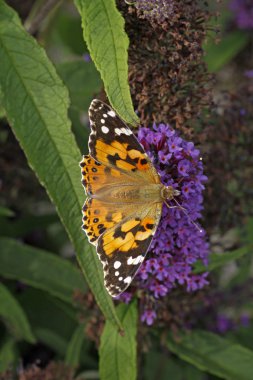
[[161, 186, 180, 201]]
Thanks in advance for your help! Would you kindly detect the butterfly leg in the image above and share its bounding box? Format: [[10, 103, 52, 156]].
[[164, 199, 187, 211]]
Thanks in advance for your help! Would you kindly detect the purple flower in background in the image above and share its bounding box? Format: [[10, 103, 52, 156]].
[[83, 53, 91, 62], [240, 313, 250, 327], [230, 0, 253, 29], [245, 69, 253, 78], [133, 0, 174, 23], [216, 314, 234, 334], [141, 309, 157, 325], [115, 291, 132, 304], [215, 312, 251, 334]]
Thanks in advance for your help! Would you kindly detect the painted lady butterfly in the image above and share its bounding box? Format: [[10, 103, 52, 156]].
[[80, 100, 179, 297]]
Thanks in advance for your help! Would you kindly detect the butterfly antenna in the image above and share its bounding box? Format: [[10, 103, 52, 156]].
[[168, 197, 203, 233]]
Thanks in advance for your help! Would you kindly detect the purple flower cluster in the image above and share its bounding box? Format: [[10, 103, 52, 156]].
[[133, 0, 174, 23], [136, 124, 209, 302], [230, 0, 253, 29]]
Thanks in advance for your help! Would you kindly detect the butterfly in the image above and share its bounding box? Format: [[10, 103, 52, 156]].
[[80, 99, 180, 297]]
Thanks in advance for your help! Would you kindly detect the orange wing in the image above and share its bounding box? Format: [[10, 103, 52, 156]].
[[98, 202, 162, 296]]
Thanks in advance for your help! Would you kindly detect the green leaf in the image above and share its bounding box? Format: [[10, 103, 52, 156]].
[[204, 31, 250, 72], [0, 206, 15, 217], [193, 245, 251, 274], [167, 330, 253, 380], [76, 370, 100, 380], [99, 301, 137, 380], [18, 288, 77, 356], [0, 237, 86, 304], [181, 362, 205, 380], [0, 1, 122, 330], [65, 324, 85, 368], [0, 283, 35, 343], [144, 351, 183, 380], [75, 0, 139, 126], [246, 218, 253, 244], [0, 212, 59, 238], [0, 337, 17, 373], [143, 351, 205, 380]]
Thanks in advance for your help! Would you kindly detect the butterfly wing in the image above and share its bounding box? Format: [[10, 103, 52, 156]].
[[88, 99, 160, 184], [97, 202, 162, 297], [81, 99, 163, 296]]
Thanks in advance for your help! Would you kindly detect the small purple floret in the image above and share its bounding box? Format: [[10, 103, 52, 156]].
[[240, 313, 250, 327], [83, 53, 91, 62], [244, 69, 253, 78], [230, 0, 253, 29], [141, 309, 157, 325]]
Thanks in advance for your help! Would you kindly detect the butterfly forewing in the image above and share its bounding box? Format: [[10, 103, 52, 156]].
[[88, 99, 160, 184]]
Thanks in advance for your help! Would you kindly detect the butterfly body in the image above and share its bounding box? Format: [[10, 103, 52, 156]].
[[91, 183, 164, 202], [81, 99, 179, 297]]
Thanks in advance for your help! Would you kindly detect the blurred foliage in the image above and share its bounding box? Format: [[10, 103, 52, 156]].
[[0, 0, 253, 379], [203, 3, 251, 72]]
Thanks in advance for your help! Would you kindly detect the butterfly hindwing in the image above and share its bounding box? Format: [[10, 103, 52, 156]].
[[97, 203, 162, 297]]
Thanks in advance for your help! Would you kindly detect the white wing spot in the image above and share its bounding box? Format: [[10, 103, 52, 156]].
[[114, 261, 121, 269], [119, 277, 123, 281], [123, 276, 132, 284], [103, 113, 108, 118], [115, 271, 119, 276], [108, 110, 116, 117], [101, 119, 105, 124], [127, 255, 143, 265], [115, 127, 133, 136], [101, 126, 109, 134]]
